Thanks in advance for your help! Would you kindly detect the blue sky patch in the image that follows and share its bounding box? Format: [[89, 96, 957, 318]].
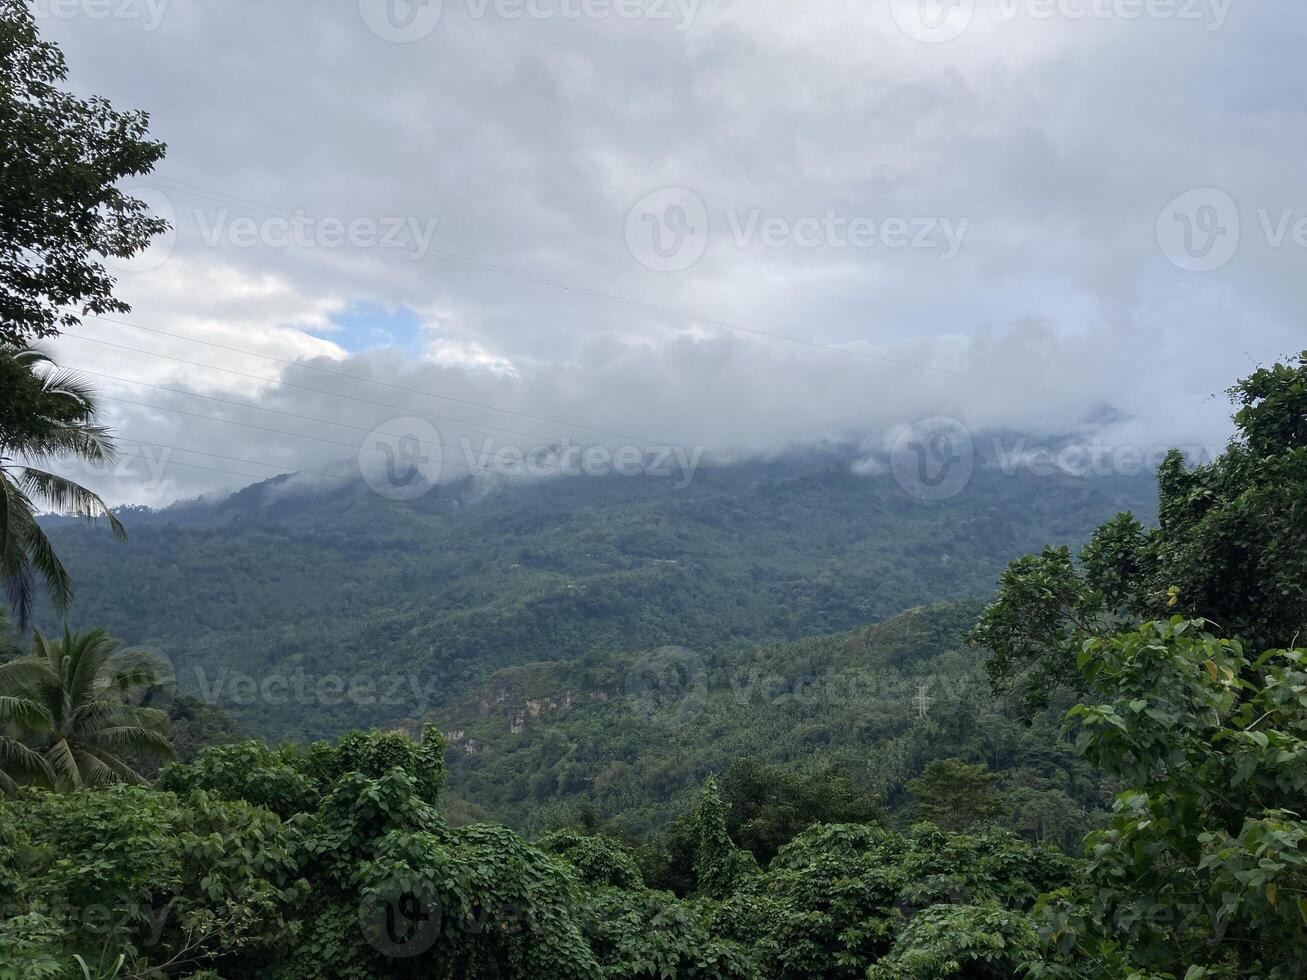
[[323, 302, 424, 354]]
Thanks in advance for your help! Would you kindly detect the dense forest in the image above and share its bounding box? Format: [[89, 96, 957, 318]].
[[3, 1, 1307, 977], [38, 449, 1157, 740], [431, 599, 1105, 849], [4, 342, 1306, 976]]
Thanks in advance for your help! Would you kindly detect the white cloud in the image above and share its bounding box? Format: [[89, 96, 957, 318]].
[[31, 0, 1303, 505]]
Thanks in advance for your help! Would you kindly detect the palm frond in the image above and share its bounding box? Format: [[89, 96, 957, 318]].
[[89, 725, 176, 760], [72, 746, 119, 788], [4, 628, 179, 790], [0, 656, 55, 696], [108, 660, 160, 694], [68, 696, 131, 734], [44, 738, 80, 790], [0, 735, 53, 790], [9, 345, 55, 369], [1, 346, 125, 626], [17, 469, 125, 541], [117, 702, 170, 733], [0, 695, 52, 729], [15, 424, 119, 466], [64, 628, 115, 712], [0, 473, 40, 626], [82, 746, 149, 786]]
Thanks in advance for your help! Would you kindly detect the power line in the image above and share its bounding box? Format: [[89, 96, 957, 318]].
[[50, 452, 293, 485], [141, 173, 1053, 394], [110, 437, 353, 482]]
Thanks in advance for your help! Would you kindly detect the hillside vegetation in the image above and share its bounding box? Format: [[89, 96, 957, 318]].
[[435, 599, 1101, 847], [42, 451, 1157, 739]]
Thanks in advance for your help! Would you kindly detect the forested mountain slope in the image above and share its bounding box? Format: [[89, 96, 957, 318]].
[[42, 448, 1157, 739], [434, 599, 1105, 842]]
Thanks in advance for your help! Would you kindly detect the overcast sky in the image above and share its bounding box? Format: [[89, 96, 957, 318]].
[[30, 0, 1307, 505]]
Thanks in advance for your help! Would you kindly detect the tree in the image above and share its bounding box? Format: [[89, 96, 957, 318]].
[[6, 626, 174, 789], [906, 758, 1003, 832], [692, 777, 758, 899], [974, 351, 1307, 716], [0, 345, 125, 626], [0, 0, 167, 346], [1036, 619, 1307, 979], [0, 657, 51, 793], [719, 758, 884, 865]]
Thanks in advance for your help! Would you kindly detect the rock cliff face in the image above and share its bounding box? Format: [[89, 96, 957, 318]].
[[439, 661, 598, 744]]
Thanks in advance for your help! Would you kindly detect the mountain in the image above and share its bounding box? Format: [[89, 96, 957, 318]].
[[431, 598, 1105, 841], [40, 445, 1158, 742]]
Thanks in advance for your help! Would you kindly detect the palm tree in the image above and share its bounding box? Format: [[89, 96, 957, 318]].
[[5, 627, 174, 789], [0, 657, 54, 793], [0, 343, 125, 628]]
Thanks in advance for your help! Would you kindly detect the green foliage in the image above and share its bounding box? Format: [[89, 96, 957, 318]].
[[1037, 619, 1307, 979], [440, 600, 1106, 849], [692, 778, 758, 899], [0, 717, 1081, 979], [719, 758, 884, 865], [0, 784, 303, 976], [42, 452, 1157, 740], [0, 912, 67, 980], [866, 902, 1041, 979], [537, 829, 645, 888], [0, 347, 125, 627], [976, 351, 1307, 716], [158, 740, 320, 818], [1154, 355, 1307, 649], [578, 888, 760, 979], [153, 693, 243, 764], [0, 0, 167, 346], [907, 758, 1003, 832], [713, 822, 1071, 979], [305, 724, 446, 805], [0, 627, 173, 791], [0, 655, 52, 793], [159, 725, 447, 820]]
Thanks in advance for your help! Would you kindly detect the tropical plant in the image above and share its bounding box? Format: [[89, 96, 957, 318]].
[[1036, 619, 1307, 978], [4, 627, 173, 789], [0, 344, 125, 626], [0, 656, 52, 793]]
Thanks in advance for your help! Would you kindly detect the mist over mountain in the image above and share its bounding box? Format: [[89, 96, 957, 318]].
[[41, 442, 1158, 740]]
